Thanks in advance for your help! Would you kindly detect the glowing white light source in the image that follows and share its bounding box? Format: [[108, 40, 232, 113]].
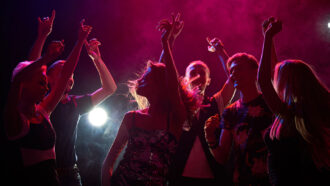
[[328, 22, 330, 29], [88, 107, 108, 127]]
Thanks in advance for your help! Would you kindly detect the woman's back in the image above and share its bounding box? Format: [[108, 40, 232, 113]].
[[110, 111, 177, 185]]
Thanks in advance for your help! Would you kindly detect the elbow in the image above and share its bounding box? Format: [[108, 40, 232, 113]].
[[104, 83, 117, 95]]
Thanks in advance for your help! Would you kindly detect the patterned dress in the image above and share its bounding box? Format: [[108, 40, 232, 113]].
[[111, 127, 177, 186]]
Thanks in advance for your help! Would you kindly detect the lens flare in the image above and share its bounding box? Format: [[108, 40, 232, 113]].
[[88, 107, 108, 127]]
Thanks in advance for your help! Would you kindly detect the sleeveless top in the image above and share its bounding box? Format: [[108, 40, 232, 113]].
[[111, 111, 177, 185], [13, 106, 56, 167]]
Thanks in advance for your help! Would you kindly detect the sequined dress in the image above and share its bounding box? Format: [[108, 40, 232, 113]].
[[110, 119, 177, 186]]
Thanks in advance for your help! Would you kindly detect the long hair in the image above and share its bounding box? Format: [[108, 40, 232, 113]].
[[274, 59, 330, 169], [128, 61, 165, 110], [129, 61, 201, 116]]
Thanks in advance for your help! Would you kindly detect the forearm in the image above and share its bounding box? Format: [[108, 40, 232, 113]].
[[163, 40, 179, 83], [258, 34, 285, 114], [214, 78, 235, 112], [61, 39, 84, 78], [258, 35, 273, 87], [270, 39, 278, 79], [216, 49, 230, 77], [28, 34, 48, 61], [93, 58, 117, 93]]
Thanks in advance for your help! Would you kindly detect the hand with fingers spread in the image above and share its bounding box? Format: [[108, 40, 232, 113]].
[[78, 19, 92, 42], [85, 38, 102, 61], [158, 13, 184, 45], [45, 40, 64, 59], [38, 10, 56, 37], [158, 13, 184, 46]]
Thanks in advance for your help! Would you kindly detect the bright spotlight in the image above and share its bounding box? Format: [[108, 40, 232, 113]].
[[88, 107, 108, 127], [328, 22, 330, 29]]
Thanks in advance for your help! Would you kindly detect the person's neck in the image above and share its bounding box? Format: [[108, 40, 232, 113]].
[[239, 85, 261, 103]]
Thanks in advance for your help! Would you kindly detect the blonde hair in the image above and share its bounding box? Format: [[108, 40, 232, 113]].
[[128, 61, 167, 110], [185, 60, 210, 78]]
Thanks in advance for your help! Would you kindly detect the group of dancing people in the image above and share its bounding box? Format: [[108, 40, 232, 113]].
[[3, 10, 329, 186]]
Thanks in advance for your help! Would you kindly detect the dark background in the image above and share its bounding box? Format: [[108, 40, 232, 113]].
[[1, 0, 330, 185]]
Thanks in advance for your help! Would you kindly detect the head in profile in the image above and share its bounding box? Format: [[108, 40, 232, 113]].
[[129, 61, 168, 110], [227, 53, 259, 90], [12, 61, 49, 103]]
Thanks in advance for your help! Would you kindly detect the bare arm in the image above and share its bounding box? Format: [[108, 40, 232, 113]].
[[207, 37, 230, 77], [85, 38, 117, 106], [28, 10, 55, 61], [159, 14, 187, 124], [262, 18, 279, 79], [208, 37, 236, 111], [204, 115, 233, 164], [158, 14, 184, 63], [40, 20, 92, 115], [101, 112, 132, 186], [258, 18, 285, 115]]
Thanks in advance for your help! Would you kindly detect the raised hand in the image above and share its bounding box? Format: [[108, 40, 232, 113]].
[[206, 37, 224, 53], [158, 13, 184, 45], [45, 40, 64, 59], [204, 114, 221, 148], [85, 38, 101, 61], [262, 17, 275, 36], [170, 13, 184, 42], [78, 19, 92, 42], [264, 18, 282, 38], [37, 10, 55, 37]]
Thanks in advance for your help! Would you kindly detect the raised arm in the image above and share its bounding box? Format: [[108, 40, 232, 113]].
[[28, 10, 55, 61], [258, 18, 285, 114], [40, 20, 92, 115], [101, 112, 132, 186], [85, 38, 117, 106], [207, 37, 235, 112], [262, 17, 279, 79], [207, 37, 230, 77], [158, 13, 184, 63], [158, 14, 186, 123]]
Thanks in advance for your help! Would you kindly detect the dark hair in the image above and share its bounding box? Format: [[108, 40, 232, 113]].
[[273, 59, 330, 169], [227, 53, 259, 71], [129, 61, 201, 116]]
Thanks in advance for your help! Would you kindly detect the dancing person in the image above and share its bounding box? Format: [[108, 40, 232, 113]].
[[3, 18, 92, 186], [47, 38, 117, 186], [101, 14, 193, 186], [205, 51, 273, 185], [258, 18, 330, 186], [161, 15, 235, 186]]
